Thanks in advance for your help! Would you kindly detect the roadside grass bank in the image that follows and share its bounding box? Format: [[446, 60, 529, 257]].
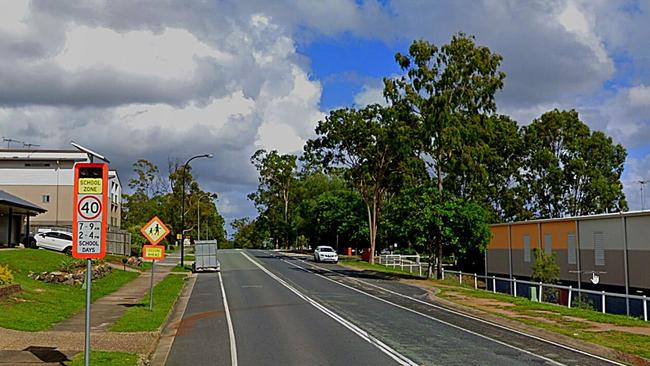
[[338, 258, 426, 279], [340, 258, 650, 360], [172, 264, 192, 272], [110, 274, 185, 332], [65, 351, 139, 366], [0, 249, 139, 331]]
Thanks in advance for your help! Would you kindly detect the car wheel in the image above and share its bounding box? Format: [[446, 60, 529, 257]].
[[313, 255, 318, 263], [29, 238, 37, 248], [64, 247, 72, 256]]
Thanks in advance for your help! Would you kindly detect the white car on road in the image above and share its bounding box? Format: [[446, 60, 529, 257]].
[[35, 230, 73, 255], [314, 246, 338, 263]]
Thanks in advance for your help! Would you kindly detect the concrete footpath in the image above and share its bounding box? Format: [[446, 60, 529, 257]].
[[0, 259, 177, 365]]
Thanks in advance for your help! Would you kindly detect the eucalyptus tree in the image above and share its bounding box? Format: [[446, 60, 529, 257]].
[[304, 104, 417, 263], [249, 149, 298, 248]]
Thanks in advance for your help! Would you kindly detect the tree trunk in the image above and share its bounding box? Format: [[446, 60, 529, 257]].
[[366, 202, 377, 264], [436, 236, 443, 279], [427, 243, 435, 278]]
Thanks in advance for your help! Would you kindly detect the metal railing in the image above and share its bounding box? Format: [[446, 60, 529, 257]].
[[378, 254, 426, 276], [442, 269, 649, 321], [376, 254, 648, 321]]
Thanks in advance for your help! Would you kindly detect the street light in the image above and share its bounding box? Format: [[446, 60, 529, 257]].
[[180, 153, 213, 267]]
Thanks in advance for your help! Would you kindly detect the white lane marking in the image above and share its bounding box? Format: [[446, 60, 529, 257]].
[[277, 256, 565, 366], [240, 251, 418, 366], [219, 271, 238, 366], [291, 256, 626, 366]]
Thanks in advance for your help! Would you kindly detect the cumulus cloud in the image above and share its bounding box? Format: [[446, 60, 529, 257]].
[[0, 1, 326, 223]]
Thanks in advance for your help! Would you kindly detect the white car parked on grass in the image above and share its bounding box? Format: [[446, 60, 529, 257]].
[[314, 245, 338, 263], [35, 230, 73, 255]]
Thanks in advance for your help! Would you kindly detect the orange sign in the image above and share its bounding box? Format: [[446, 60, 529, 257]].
[[72, 163, 108, 259], [142, 245, 165, 260], [140, 216, 170, 245]]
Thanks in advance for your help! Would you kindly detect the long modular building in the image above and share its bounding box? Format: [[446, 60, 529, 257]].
[[487, 211, 650, 296]]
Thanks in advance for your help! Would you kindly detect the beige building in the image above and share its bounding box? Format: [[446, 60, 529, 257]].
[[0, 149, 122, 231]]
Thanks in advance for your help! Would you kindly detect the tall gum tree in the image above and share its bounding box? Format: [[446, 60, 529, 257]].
[[384, 34, 505, 278], [304, 104, 415, 264]]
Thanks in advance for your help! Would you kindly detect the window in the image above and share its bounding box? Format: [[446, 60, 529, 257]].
[[523, 234, 531, 262], [45, 232, 60, 238], [42, 195, 50, 203], [60, 234, 72, 241], [593, 231, 605, 266], [567, 233, 577, 264], [544, 233, 552, 255]]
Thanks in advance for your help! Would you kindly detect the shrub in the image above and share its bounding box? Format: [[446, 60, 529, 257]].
[[59, 258, 86, 273], [0, 264, 14, 286]]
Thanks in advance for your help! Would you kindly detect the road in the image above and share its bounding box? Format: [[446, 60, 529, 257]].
[[165, 249, 624, 366]]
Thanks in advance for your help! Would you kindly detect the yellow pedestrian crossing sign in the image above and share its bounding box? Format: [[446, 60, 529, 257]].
[[140, 216, 170, 245]]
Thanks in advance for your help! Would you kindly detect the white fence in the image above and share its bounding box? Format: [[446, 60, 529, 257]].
[[442, 269, 648, 321], [376, 254, 648, 321]]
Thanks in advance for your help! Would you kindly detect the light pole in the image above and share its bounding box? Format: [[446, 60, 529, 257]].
[[639, 180, 647, 210], [180, 153, 213, 267]]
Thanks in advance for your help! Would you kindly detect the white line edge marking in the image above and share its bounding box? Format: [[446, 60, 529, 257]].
[[291, 255, 626, 366], [240, 251, 418, 366], [219, 271, 238, 366]]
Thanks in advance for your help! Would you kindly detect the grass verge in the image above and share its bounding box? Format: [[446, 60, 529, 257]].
[[0, 249, 139, 331], [110, 274, 185, 332], [65, 351, 139, 366], [172, 264, 192, 272], [340, 258, 650, 359], [339, 258, 425, 279]]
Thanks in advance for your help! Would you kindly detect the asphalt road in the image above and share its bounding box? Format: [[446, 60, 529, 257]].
[[166, 249, 624, 366]]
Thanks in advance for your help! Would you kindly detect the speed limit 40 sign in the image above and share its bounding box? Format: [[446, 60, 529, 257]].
[[72, 163, 108, 259]]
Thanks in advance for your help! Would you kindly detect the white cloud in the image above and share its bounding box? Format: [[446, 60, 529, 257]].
[[353, 84, 386, 107]]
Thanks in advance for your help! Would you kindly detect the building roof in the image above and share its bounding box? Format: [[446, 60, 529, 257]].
[[0, 149, 88, 161], [0, 190, 46, 213], [491, 210, 650, 227]]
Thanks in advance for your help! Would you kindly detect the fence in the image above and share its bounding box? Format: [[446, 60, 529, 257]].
[[378, 254, 427, 276], [442, 269, 649, 321], [32, 225, 131, 256], [376, 254, 648, 321]]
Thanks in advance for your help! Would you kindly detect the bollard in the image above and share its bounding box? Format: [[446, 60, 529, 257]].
[[459, 271, 463, 285], [568, 286, 572, 308], [442, 268, 445, 280], [538, 282, 543, 302], [474, 273, 478, 289], [492, 276, 496, 293], [513, 278, 517, 297], [644, 295, 648, 321], [601, 291, 606, 314]]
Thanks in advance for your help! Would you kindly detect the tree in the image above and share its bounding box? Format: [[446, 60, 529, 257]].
[[384, 184, 491, 278], [521, 109, 627, 218], [384, 33, 505, 196], [249, 149, 297, 248], [304, 104, 416, 263]]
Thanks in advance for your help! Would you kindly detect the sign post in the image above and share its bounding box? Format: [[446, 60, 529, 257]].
[[72, 162, 108, 366], [141, 216, 170, 311]]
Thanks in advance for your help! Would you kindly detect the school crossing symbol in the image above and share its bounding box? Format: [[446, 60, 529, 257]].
[[140, 216, 170, 245]]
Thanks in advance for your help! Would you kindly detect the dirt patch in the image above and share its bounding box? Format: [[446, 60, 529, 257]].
[[561, 316, 650, 336]]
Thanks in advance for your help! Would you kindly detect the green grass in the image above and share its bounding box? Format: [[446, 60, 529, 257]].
[[339, 258, 425, 279], [110, 274, 185, 332], [65, 351, 139, 366], [172, 264, 192, 272], [184, 254, 195, 261], [0, 249, 139, 331]]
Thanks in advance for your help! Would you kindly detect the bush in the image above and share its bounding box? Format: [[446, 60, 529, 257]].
[[0, 264, 14, 286], [59, 258, 86, 273]]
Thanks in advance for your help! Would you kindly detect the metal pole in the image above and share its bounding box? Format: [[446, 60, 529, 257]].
[[84, 259, 92, 366], [180, 165, 186, 267], [644, 295, 647, 322], [568, 286, 572, 308], [601, 291, 606, 314], [149, 260, 155, 310], [197, 195, 200, 241]]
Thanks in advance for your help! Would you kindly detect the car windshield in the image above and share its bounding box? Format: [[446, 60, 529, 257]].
[[319, 247, 334, 252]]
